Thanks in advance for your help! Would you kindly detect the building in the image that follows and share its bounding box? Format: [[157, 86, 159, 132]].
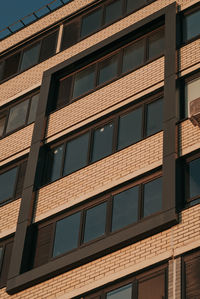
[[0, 0, 200, 298]]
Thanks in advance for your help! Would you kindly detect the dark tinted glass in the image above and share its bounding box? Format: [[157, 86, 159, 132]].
[[105, 0, 123, 25], [20, 43, 40, 71], [148, 30, 164, 60], [117, 107, 142, 150], [0, 167, 18, 203], [189, 158, 200, 198], [63, 133, 89, 175], [0, 247, 3, 265], [0, 61, 4, 81], [39, 31, 58, 62], [107, 284, 132, 299], [73, 65, 95, 98], [122, 40, 145, 73], [61, 20, 80, 51], [126, 0, 146, 13], [138, 273, 165, 299], [143, 177, 162, 217], [53, 212, 81, 257], [28, 94, 39, 124], [49, 145, 64, 182], [92, 122, 114, 162], [0, 116, 6, 137], [112, 186, 139, 232], [6, 100, 29, 133], [84, 202, 107, 243], [98, 55, 119, 85], [185, 77, 200, 117], [81, 8, 103, 38], [146, 98, 163, 136], [3, 52, 21, 80], [183, 10, 200, 41]]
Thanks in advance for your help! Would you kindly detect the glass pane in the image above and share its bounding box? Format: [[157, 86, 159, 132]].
[[146, 98, 163, 137], [0, 116, 6, 137], [122, 40, 145, 73], [138, 273, 165, 299], [84, 202, 107, 243], [0, 247, 3, 264], [185, 77, 200, 116], [107, 284, 132, 299], [98, 55, 119, 85], [0, 167, 18, 203], [117, 107, 142, 150], [6, 100, 29, 134], [28, 94, 39, 124], [148, 30, 164, 60], [49, 145, 64, 182], [183, 10, 200, 41], [63, 133, 89, 175], [105, 0, 123, 25], [143, 177, 162, 217], [126, 0, 146, 14], [189, 158, 200, 198], [73, 65, 95, 98], [81, 8, 103, 38], [92, 122, 114, 163], [53, 212, 81, 257], [112, 186, 139, 232], [20, 43, 40, 71], [0, 61, 4, 81]]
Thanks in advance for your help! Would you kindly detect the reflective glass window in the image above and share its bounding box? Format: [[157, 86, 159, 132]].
[[107, 284, 132, 299], [146, 98, 163, 136], [105, 0, 123, 25], [0, 167, 18, 203], [143, 177, 162, 217], [53, 212, 81, 257], [185, 77, 200, 116], [183, 10, 200, 41], [28, 94, 39, 124], [189, 158, 200, 198], [81, 8, 103, 38], [84, 202, 107, 243], [49, 145, 64, 182], [117, 107, 142, 150], [63, 133, 89, 175], [92, 122, 114, 162], [73, 65, 95, 98], [20, 43, 40, 71], [112, 186, 139, 232], [126, 0, 146, 14], [122, 40, 145, 73], [6, 100, 29, 134], [98, 55, 119, 85], [148, 30, 164, 60]]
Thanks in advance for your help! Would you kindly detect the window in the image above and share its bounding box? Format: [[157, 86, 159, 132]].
[[185, 75, 200, 117], [0, 160, 27, 206], [56, 28, 164, 109], [83, 264, 167, 299], [182, 249, 200, 299], [81, 8, 103, 38], [34, 172, 162, 264], [43, 96, 163, 185], [185, 154, 200, 207], [104, 0, 123, 25], [182, 8, 200, 42], [0, 92, 39, 138], [0, 30, 58, 82], [0, 238, 13, 288]]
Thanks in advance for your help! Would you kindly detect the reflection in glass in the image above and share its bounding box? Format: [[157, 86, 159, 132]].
[[143, 177, 162, 217], [20, 43, 40, 71], [98, 55, 118, 85], [117, 108, 142, 150], [148, 30, 164, 60], [146, 98, 163, 136], [28, 94, 39, 124], [0, 167, 18, 203], [64, 133, 89, 175], [53, 212, 81, 257], [73, 65, 95, 98], [185, 77, 200, 116], [0, 116, 6, 137], [92, 122, 114, 162], [81, 8, 103, 38], [122, 40, 144, 73], [49, 145, 64, 182], [112, 186, 139, 232], [107, 284, 132, 299], [183, 10, 200, 41], [189, 158, 200, 198], [105, 0, 123, 25], [84, 202, 107, 243], [6, 100, 29, 133]]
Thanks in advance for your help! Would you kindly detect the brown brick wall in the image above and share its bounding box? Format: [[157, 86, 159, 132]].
[[0, 199, 21, 236], [179, 120, 200, 156], [0, 124, 33, 163]]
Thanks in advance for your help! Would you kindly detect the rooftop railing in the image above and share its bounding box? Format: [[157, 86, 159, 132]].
[[0, 0, 72, 41]]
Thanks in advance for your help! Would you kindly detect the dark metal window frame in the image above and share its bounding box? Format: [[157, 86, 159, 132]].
[[0, 90, 40, 139], [0, 237, 14, 289], [43, 92, 163, 186], [56, 26, 164, 110], [0, 28, 58, 84]]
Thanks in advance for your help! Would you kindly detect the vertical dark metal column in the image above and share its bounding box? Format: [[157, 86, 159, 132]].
[[7, 73, 51, 287], [162, 2, 178, 211]]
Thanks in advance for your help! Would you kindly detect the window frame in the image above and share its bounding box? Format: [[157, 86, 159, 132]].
[[0, 237, 14, 289], [181, 3, 200, 45], [42, 92, 163, 186], [0, 90, 40, 139]]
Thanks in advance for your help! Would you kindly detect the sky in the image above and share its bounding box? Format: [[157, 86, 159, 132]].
[[0, 0, 52, 31]]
